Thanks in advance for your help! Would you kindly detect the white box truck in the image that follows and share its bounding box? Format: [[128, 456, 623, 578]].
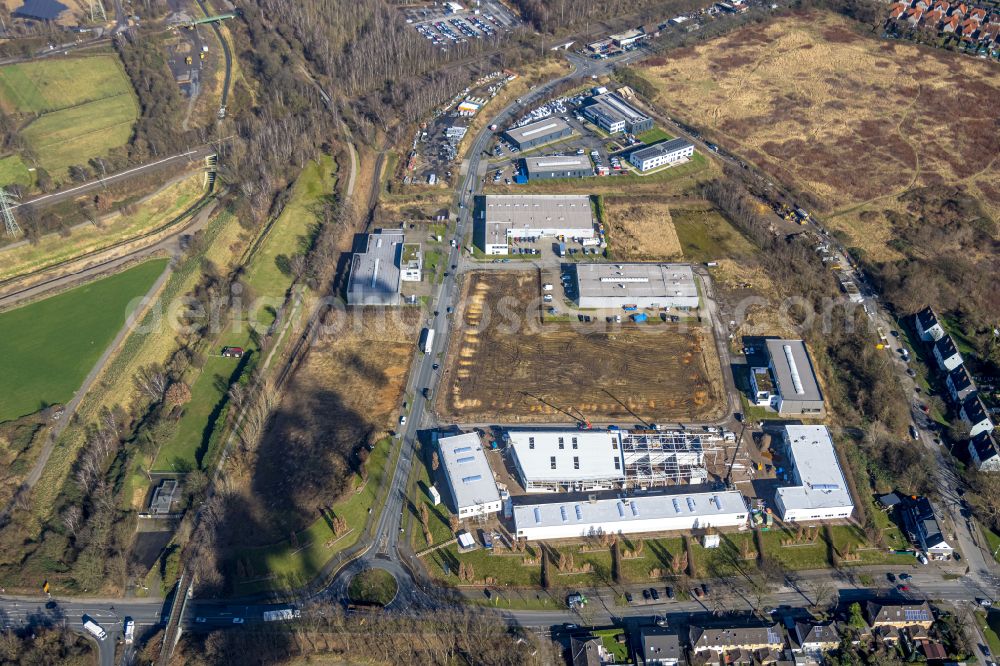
[[83, 619, 107, 641], [123, 618, 135, 645], [421, 328, 435, 354]]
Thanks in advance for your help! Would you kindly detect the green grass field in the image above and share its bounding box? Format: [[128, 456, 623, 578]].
[[0, 154, 32, 187], [636, 127, 673, 144], [673, 207, 757, 263], [151, 157, 334, 472], [244, 156, 336, 304], [0, 259, 168, 423], [0, 56, 133, 115], [0, 56, 138, 182], [22, 94, 137, 178]]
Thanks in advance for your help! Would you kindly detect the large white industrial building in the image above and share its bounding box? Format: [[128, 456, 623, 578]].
[[513, 490, 748, 541], [437, 432, 502, 519], [346, 231, 404, 306], [506, 429, 712, 493], [774, 425, 855, 522], [573, 263, 699, 309], [474, 194, 595, 255]]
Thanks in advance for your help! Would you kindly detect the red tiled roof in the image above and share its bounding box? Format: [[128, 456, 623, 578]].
[[942, 14, 960, 28]]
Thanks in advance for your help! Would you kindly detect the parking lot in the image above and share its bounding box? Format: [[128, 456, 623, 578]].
[[486, 92, 652, 183], [403, 1, 520, 51]]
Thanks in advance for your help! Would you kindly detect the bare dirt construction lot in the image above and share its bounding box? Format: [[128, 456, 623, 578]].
[[219, 307, 420, 547], [635, 11, 1000, 257], [437, 271, 726, 423], [604, 195, 682, 261]]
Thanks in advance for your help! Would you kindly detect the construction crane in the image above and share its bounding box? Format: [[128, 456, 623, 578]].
[[723, 420, 749, 488], [569, 406, 592, 430]]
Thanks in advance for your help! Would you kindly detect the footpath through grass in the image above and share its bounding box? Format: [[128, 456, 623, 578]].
[[233, 437, 393, 594], [0, 258, 168, 423]]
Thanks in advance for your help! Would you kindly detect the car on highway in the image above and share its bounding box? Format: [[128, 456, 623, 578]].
[[977, 598, 992, 607], [431, 363, 439, 370]]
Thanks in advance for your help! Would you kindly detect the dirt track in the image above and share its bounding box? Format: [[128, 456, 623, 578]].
[[436, 271, 726, 424]]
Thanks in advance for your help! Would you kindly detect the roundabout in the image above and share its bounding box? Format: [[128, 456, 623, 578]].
[[347, 568, 399, 607]]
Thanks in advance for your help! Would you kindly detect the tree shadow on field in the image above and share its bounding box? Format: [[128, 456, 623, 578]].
[[343, 352, 388, 387], [249, 387, 374, 544]]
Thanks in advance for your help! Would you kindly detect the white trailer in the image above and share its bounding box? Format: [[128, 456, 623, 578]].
[[123, 619, 135, 645], [83, 619, 107, 640], [263, 608, 300, 622], [421, 328, 435, 354]]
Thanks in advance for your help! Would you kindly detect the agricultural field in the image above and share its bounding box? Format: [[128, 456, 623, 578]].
[[0, 258, 168, 423], [0, 173, 206, 283], [437, 271, 726, 423], [634, 11, 1000, 254], [0, 55, 138, 182]]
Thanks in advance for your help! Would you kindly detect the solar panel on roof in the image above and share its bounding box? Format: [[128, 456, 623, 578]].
[[904, 609, 930, 622], [767, 628, 780, 644], [453, 446, 472, 454], [672, 498, 681, 513], [630, 502, 639, 517], [533, 508, 541, 523], [686, 497, 696, 511], [559, 506, 568, 522], [575, 505, 583, 520], [617, 502, 625, 517], [461, 475, 482, 484], [456, 456, 475, 464]]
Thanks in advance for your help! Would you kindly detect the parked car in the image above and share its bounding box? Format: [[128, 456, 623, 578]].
[[650, 588, 659, 600], [642, 589, 651, 600], [701, 583, 710, 596], [665, 586, 674, 599], [886, 573, 896, 582], [624, 591, 633, 603]]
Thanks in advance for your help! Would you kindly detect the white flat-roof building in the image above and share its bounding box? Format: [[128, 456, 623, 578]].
[[513, 490, 748, 541], [474, 194, 595, 255], [774, 425, 854, 522], [573, 263, 698, 309], [437, 432, 502, 519], [506, 429, 712, 493], [346, 231, 403, 306], [583, 92, 653, 135], [507, 430, 625, 492], [629, 138, 694, 172]]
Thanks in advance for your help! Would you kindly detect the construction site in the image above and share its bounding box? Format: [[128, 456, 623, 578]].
[[435, 271, 727, 424]]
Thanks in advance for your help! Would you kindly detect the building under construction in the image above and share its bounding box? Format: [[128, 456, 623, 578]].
[[620, 430, 714, 488], [505, 428, 722, 493]]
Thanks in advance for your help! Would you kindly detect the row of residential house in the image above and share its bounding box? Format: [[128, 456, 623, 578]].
[[572, 600, 945, 666], [888, 0, 1000, 45], [914, 307, 999, 471]]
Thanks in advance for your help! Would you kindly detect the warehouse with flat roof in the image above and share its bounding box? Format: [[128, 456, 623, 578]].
[[474, 194, 595, 255], [757, 339, 825, 416], [346, 231, 403, 306], [513, 490, 747, 541], [774, 425, 854, 522], [582, 92, 653, 135], [504, 117, 574, 150], [573, 263, 698, 309], [437, 432, 502, 519], [523, 155, 593, 180], [629, 138, 695, 172], [507, 430, 625, 492]]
